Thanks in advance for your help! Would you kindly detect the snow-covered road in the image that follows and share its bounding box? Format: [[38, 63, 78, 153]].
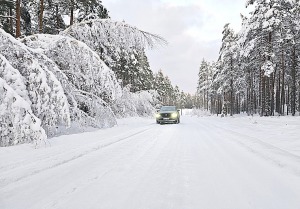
[[1, 115, 300, 209]]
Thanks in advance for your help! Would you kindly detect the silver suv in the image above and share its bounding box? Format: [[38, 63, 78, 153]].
[[155, 106, 180, 124]]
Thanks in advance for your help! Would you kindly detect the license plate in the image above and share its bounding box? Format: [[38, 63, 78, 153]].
[[163, 118, 169, 120]]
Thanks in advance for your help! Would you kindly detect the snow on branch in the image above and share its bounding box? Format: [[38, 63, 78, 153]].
[[0, 77, 46, 146], [61, 19, 168, 52], [0, 15, 16, 20], [261, 60, 274, 77], [22, 34, 122, 103]]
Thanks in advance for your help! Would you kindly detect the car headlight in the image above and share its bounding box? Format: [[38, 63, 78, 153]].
[[155, 113, 161, 118], [171, 112, 178, 118]]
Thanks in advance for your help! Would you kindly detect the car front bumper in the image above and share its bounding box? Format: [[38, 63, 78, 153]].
[[156, 118, 178, 123]]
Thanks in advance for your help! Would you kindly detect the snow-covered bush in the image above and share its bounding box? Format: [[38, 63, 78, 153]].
[[0, 78, 46, 146], [189, 108, 212, 117], [112, 87, 158, 118], [112, 87, 138, 118], [135, 90, 159, 116]]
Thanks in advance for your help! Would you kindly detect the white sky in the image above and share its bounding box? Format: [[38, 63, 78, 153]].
[[104, 0, 249, 93]]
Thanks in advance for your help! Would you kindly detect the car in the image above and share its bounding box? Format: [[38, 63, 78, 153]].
[[155, 106, 180, 124]]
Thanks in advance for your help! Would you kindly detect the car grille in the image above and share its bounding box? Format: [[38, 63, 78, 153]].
[[161, 113, 171, 117]]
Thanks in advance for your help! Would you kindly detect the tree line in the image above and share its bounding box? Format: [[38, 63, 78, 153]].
[[0, 0, 109, 37], [196, 0, 300, 117]]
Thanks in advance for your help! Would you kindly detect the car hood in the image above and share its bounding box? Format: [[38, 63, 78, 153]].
[[158, 111, 177, 114]]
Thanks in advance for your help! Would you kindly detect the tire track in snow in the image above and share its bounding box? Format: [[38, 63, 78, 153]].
[[0, 125, 155, 188]]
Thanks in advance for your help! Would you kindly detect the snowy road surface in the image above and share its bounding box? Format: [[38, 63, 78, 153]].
[[1, 115, 300, 209]]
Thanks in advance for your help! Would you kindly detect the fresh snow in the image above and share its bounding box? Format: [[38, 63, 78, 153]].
[[1, 114, 300, 209]]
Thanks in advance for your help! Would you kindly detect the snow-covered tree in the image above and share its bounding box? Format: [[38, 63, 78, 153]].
[[21, 33, 119, 128], [197, 59, 211, 111], [0, 77, 47, 146], [0, 29, 71, 135]]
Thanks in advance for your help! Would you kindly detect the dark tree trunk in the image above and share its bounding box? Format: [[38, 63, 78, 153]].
[[230, 79, 234, 116], [265, 76, 271, 116], [206, 89, 209, 111], [260, 68, 265, 116], [281, 49, 285, 115], [230, 57, 234, 116], [287, 85, 290, 115], [270, 72, 275, 116], [39, 0, 44, 33], [291, 46, 296, 116], [70, 0, 74, 26], [15, 0, 21, 37], [276, 67, 281, 114], [56, 4, 59, 30]]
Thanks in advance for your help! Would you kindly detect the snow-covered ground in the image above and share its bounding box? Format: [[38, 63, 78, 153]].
[[1, 115, 300, 209]]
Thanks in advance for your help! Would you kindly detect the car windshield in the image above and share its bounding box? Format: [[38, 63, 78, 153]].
[[160, 106, 176, 111]]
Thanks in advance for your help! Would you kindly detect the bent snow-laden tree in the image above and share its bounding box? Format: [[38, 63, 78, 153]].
[[21, 33, 120, 128], [0, 29, 71, 137], [61, 19, 167, 88]]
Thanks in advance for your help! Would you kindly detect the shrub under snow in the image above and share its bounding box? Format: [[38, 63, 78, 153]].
[[112, 87, 158, 118]]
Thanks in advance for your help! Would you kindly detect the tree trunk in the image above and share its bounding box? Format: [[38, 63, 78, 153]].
[[56, 4, 59, 32], [70, 0, 74, 26], [230, 57, 234, 116], [206, 89, 209, 111], [270, 72, 275, 116], [291, 46, 296, 116], [298, 85, 300, 116], [9, 7, 13, 35], [230, 79, 234, 116], [276, 66, 281, 114], [265, 76, 271, 116], [287, 85, 290, 115], [15, 0, 21, 38], [281, 49, 285, 115], [250, 71, 254, 116], [39, 0, 44, 33], [260, 67, 265, 116], [265, 32, 272, 116]]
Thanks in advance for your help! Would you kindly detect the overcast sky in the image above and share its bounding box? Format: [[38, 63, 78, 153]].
[[104, 0, 249, 93]]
